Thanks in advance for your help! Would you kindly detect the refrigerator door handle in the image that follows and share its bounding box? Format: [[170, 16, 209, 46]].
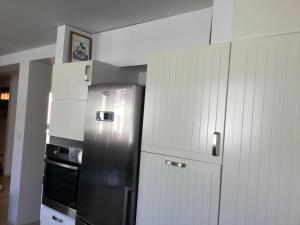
[[122, 186, 134, 225]]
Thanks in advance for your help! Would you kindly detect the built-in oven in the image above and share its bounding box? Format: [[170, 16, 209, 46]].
[[42, 144, 83, 219]]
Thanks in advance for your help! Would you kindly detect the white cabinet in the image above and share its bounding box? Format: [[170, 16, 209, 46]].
[[49, 61, 90, 141], [141, 44, 230, 164], [49, 60, 139, 141], [137, 45, 230, 225], [49, 99, 87, 141], [136, 152, 221, 225], [219, 33, 300, 225], [40, 205, 75, 225], [52, 61, 91, 100]]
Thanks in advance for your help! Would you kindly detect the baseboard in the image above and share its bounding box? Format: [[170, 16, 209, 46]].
[[24, 221, 40, 225], [6, 221, 40, 225]]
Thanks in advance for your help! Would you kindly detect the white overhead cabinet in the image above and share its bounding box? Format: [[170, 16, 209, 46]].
[[49, 61, 92, 140], [142, 44, 230, 164], [49, 99, 87, 141], [49, 60, 139, 141], [219, 33, 300, 225], [137, 44, 230, 225], [51, 61, 92, 100]]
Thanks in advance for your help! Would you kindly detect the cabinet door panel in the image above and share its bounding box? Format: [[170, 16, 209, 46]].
[[136, 152, 221, 225], [142, 44, 230, 164], [40, 205, 75, 225], [220, 33, 300, 225], [49, 99, 87, 141], [52, 61, 92, 100]]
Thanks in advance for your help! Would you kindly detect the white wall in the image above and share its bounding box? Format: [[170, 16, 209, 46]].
[[17, 61, 52, 224], [92, 8, 213, 67], [0, 45, 55, 225], [233, 0, 300, 39], [8, 62, 31, 225], [0, 45, 55, 67], [211, 0, 234, 43], [211, 0, 300, 42], [138, 71, 147, 86], [3, 74, 18, 175]]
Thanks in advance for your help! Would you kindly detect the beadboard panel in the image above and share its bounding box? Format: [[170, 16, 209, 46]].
[[142, 44, 230, 164], [220, 33, 300, 225], [136, 152, 221, 225]]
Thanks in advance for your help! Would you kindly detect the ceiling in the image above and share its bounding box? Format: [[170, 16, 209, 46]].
[[0, 0, 212, 56]]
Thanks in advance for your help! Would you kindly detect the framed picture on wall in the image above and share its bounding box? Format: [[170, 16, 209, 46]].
[[69, 31, 92, 62]]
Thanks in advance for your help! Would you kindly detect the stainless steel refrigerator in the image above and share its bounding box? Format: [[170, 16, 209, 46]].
[[76, 83, 144, 225]]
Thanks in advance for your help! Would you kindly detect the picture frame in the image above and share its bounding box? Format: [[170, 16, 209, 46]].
[[69, 31, 92, 62]]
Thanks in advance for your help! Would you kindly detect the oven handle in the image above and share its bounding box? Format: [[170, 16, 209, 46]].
[[45, 159, 79, 171]]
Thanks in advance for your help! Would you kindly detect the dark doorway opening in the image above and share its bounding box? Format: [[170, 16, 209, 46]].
[[0, 87, 10, 176]]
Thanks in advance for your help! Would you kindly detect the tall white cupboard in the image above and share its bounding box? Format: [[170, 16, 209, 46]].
[[136, 44, 231, 225], [219, 33, 300, 225], [137, 33, 300, 225], [49, 60, 139, 141]]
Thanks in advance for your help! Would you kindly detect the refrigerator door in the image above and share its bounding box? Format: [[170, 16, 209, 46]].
[[77, 84, 144, 225]]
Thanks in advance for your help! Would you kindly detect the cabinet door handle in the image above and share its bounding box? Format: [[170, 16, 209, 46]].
[[165, 160, 186, 168], [52, 215, 63, 223], [122, 186, 134, 225], [212, 132, 221, 156], [85, 65, 91, 81]]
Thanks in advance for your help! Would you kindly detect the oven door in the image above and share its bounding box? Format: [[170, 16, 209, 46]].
[[42, 159, 80, 219]]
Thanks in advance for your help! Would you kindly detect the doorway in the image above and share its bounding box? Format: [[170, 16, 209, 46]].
[[0, 85, 10, 225], [0, 64, 19, 225], [0, 86, 9, 174]]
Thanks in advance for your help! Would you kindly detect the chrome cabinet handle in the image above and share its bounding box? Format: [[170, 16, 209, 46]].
[[84, 65, 91, 81], [212, 132, 221, 156], [52, 216, 63, 223], [165, 160, 186, 168]]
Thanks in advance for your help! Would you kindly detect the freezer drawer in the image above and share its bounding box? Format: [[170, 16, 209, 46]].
[[40, 205, 75, 225]]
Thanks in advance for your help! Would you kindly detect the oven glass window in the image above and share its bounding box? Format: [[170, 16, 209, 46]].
[[44, 163, 80, 209]]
